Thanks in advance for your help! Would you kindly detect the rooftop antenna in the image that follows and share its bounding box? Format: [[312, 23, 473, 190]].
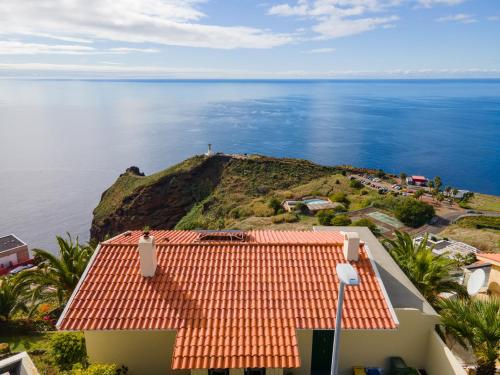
[[467, 268, 486, 296]]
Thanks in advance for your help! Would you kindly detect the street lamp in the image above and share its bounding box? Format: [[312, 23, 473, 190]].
[[331, 263, 360, 375]]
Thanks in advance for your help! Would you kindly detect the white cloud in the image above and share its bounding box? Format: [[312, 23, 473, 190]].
[[417, 0, 466, 8], [0, 0, 292, 49], [109, 48, 159, 54], [436, 13, 477, 23], [0, 41, 161, 55], [268, 0, 400, 39], [305, 47, 336, 53], [0, 41, 96, 55], [487, 15, 500, 21]]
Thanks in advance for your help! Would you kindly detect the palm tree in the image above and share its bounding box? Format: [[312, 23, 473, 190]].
[[21, 234, 94, 305], [383, 231, 467, 305], [0, 275, 29, 322], [438, 298, 500, 375], [413, 189, 424, 200]]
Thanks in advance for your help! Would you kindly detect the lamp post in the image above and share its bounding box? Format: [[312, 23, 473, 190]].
[[331, 263, 360, 375]]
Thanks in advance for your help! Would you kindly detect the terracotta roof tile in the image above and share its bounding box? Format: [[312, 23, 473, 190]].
[[59, 230, 396, 369]]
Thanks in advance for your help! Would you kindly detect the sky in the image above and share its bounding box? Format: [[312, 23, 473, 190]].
[[0, 0, 499, 78]]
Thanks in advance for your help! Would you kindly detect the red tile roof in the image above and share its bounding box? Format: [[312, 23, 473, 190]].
[[58, 230, 397, 370], [477, 252, 500, 265]]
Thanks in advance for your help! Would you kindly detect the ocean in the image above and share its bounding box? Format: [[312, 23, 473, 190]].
[[0, 79, 499, 252]]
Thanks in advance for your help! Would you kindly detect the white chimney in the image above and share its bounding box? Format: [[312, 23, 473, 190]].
[[138, 234, 157, 277], [342, 232, 360, 261]]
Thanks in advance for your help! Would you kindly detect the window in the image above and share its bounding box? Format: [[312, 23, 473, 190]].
[[209, 369, 229, 375], [245, 369, 265, 375]]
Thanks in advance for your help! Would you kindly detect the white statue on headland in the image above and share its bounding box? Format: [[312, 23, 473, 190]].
[[205, 144, 214, 157]]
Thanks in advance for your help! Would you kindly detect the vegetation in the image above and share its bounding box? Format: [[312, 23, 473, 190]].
[[441, 216, 500, 252], [351, 218, 382, 236], [268, 197, 282, 215], [317, 210, 336, 226], [0, 275, 29, 322], [468, 193, 500, 212], [438, 298, 500, 375], [330, 214, 352, 226], [349, 179, 363, 189], [393, 198, 435, 227], [21, 235, 94, 304], [383, 231, 467, 305], [50, 332, 88, 371], [70, 364, 124, 375]]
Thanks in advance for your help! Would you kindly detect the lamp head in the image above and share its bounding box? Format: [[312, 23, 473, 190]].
[[336, 263, 359, 286]]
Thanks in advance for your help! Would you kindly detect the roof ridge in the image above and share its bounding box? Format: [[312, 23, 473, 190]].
[[103, 241, 347, 246]]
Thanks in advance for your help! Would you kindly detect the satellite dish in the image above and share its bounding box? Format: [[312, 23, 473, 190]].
[[467, 269, 486, 296]]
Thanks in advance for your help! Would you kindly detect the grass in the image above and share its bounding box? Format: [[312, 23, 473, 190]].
[[468, 193, 500, 212], [0, 331, 58, 375], [440, 217, 500, 253], [93, 155, 206, 222]]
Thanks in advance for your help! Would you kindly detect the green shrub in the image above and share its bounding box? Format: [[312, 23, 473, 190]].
[[360, 190, 368, 195], [335, 179, 340, 185], [0, 343, 10, 354], [332, 205, 347, 213], [376, 169, 385, 178], [330, 215, 352, 226], [268, 197, 282, 215], [330, 192, 349, 204], [70, 364, 120, 375], [317, 210, 336, 226], [252, 201, 274, 217], [50, 332, 87, 371], [271, 215, 284, 224], [394, 198, 435, 228], [284, 213, 299, 223], [349, 179, 363, 189], [351, 218, 381, 236]]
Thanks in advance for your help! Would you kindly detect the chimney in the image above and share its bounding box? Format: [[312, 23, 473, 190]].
[[138, 232, 157, 277], [342, 232, 360, 261]]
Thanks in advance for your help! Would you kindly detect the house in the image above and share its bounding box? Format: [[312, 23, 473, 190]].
[[57, 229, 465, 375], [282, 197, 341, 213], [406, 176, 428, 186], [0, 234, 30, 274], [475, 253, 500, 296], [0, 352, 39, 374], [413, 235, 478, 258]]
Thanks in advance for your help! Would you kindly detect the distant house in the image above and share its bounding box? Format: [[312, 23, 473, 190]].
[[58, 229, 465, 375], [414, 235, 478, 258], [406, 176, 428, 186], [283, 197, 341, 213], [0, 234, 30, 273], [475, 253, 500, 296], [445, 189, 470, 200]]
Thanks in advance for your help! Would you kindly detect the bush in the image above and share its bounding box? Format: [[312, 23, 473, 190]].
[[252, 201, 274, 217], [317, 210, 336, 226], [0, 343, 10, 354], [293, 202, 307, 213], [268, 197, 282, 215], [360, 190, 368, 195], [332, 204, 347, 213], [50, 332, 87, 371], [284, 213, 299, 223], [70, 364, 123, 375], [330, 192, 349, 204], [376, 169, 386, 178], [394, 198, 435, 228], [335, 179, 340, 185], [349, 179, 363, 189], [351, 218, 381, 236], [330, 215, 352, 226]]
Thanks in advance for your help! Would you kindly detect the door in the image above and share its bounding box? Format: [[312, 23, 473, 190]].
[[310, 330, 334, 375]]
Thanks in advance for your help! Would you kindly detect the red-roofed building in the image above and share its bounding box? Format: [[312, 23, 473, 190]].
[[57, 229, 464, 375], [406, 176, 428, 186]]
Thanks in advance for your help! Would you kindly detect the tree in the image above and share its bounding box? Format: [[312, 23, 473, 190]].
[[383, 231, 467, 305], [330, 192, 349, 204], [317, 210, 335, 226], [413, 189, 424, 200], [399, 172, 407, 185], [394, 198, 435, 227], [438, 298, 500, 375], [434, 176, 442, 191], [330, 214, 352, 226], [0, 276, 29, 322], [349, 179, 363, 189], [21, 234, 94, 305], [268, 197, 282, 215]]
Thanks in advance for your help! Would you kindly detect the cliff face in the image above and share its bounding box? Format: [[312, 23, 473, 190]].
[[90, 155, 231, 241], [90, 154, 337, 241]]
